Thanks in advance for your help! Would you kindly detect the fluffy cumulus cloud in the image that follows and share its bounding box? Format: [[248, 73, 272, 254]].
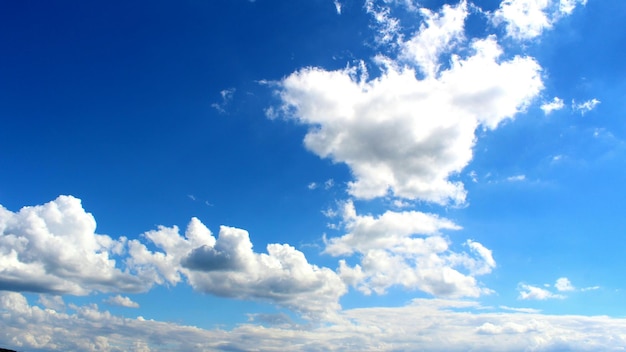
[[2, 293, 626, 351], [272, 1, 543, 205], [0, 197, 345, 320], [327, 201, 494, 297], [128, 218, 346, 319], [492, 0, 587, 40], [0, 196, 152, 295]]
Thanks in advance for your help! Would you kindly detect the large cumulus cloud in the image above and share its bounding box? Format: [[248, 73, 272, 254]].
[[272, 1, 543, 205]]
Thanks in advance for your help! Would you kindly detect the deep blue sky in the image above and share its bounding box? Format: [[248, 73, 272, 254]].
[[1, 0, 626, 351]]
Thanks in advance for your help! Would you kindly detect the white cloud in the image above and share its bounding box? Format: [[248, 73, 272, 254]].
[[0, 197, 346, 320], [573, 98, 600, 114], [493, 0, 552, 40], [559, 0, 587, 15], [492, 0, 587, 40], [364, 0, 402, 44], [2, 293, 626, 351], [333, 0, 342, 14], [104, 295, 139, 308], [325, 200, 460, 256], [128, 218, 346, 320], [541, 96, 565, 114], [211, 88, 236, 114], [401, 1, 467, 78], [555, 277, 575, 292], [0, 196, 152, 295], [307, 182, 318, 190], [273, 35, 542, 204], [328, 201, 494, 298], [507, 174, 526, 182], [518, 283, 565, 300]]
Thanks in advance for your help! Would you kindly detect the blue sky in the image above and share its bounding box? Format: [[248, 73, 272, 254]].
[[1, 0, 625, 350]]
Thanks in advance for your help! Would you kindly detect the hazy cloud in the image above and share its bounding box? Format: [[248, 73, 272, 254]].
[[2, 293, 626, 351]]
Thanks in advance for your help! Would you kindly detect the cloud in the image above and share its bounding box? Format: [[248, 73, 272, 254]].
[[507, 174, 526, 182], [273, 36, 542, 204], [0, 197, 345, 320], [128, 218, 346, 320], [333, 0, 342, 14], [518, 283, 565, 300], [327, 201, 494, 298], [541, 96, 564, 114], [104, 295, 139, 308], [493, 0, 552, 40], [0, 196, 152, 295], [400, 1, 467, 78], [2, 293, 626, 351], [492, 0, 587, 40], [573, 98, 600, 114], [211, 88, 236, 114], [555, 277, 575, 292]]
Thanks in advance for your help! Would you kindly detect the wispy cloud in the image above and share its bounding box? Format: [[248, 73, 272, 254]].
[[211, 88, 236, 114], [541, 97, 565, 114], [573, 98, 601, 115]]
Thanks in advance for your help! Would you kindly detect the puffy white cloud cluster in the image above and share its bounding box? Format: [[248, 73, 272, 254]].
[[327, 201, 495, 297], [0, 196, 151, 295], [273, 1, 543, 205], [2, 292, 626, 352], [493, 0, 587, 40], [0, 197, 345, 319], [127, 218, 346, 319]]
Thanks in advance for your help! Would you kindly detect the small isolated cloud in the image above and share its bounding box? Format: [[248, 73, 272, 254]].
[[541, 97, 564, 114], [105, 295, 139, 308], [518, 283, 565, 300], [573, 98, 600, 115], [211, 88, 236, 114], [307, 182, 318, 190], [333, 0, 342, 14], [324, 178, 335, 189], [555, 277, 575, 292], [507, 174, 526, 182]]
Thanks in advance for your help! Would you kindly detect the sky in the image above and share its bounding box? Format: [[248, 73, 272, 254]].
[[0, 0, 625, 350]]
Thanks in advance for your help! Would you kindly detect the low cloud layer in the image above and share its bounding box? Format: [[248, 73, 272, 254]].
[[1, 292, 625, 352]]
